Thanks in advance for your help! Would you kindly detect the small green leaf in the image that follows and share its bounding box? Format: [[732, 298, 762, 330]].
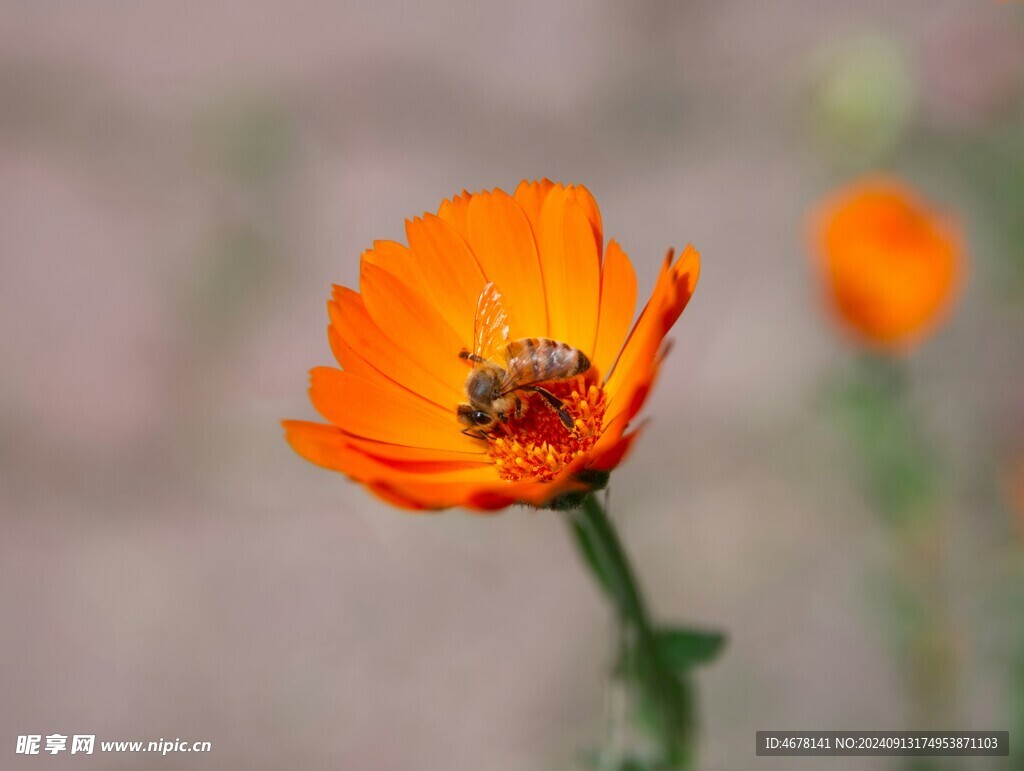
[[655, 627, 727, 671]]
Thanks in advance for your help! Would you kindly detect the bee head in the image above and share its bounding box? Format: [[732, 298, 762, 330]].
[[457, 404, 494, 428]]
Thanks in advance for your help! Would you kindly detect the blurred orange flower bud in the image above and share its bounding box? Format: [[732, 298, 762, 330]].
[[810, 176, 963, 351]]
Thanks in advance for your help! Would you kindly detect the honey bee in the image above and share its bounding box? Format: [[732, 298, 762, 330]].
[[457, 282, 591, 438]]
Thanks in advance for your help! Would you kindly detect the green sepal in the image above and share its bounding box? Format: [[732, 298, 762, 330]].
[[545, 470, 610, 511], [653, 627, 728, 672]]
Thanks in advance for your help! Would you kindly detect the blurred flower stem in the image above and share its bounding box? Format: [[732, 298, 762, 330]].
[[1008, 556, 1024, 770], [566, 493, 724, 771], [834, 355, 960, 770]]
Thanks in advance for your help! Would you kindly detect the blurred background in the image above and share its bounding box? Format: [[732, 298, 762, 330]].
[[2, 1, 1023, 769]]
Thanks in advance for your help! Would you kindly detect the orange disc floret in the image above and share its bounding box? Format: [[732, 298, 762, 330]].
[[487, 376, 607, 483], [283, 180, 700, 512], [810, 176, 963, 351]]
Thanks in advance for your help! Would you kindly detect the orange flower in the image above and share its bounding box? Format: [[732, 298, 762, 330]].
[[810, 176, 962, 350], [283, 180, 700, 511]]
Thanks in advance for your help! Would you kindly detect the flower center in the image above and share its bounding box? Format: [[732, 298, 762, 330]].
[[485, 376, 606, 482]]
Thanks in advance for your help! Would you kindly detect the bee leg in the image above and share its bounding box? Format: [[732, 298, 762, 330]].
[[460, 427, 490, 441], [514, 395, 524, 419], [458, 349, 487, 365], [523, 386, 576, 432]]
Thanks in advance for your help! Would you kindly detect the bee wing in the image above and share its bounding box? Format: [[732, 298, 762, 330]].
[[499, 357, 541, 395], [499, 352, 565, 396], [500, 373, 565, 396], [471, 281, 511, 365]]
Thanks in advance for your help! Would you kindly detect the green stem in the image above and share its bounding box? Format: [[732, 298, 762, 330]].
[[568, 493, 693, 770], [843, 355, 960, 770], [575, 493, 653, 629]]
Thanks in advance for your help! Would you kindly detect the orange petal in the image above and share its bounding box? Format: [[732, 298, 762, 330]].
[[466, 475, 588, 510], [337, 431, 487, 463], [360, 239, 429, 298], [284, 420, 499, 491], [365, 477, 485, 511], [437, 190, 472, 239], [369, 466, 589, 512], [513, 179, 556, 233], [285, 420, 476, 474], [405, 213, 487, 347], [569, 184, 603, 259], [464, 189, 549, 338], [361, 456, 499, 484], [361, 239, 479, 353], [284, 420, 360, 473], [516, 181, 603, 252], [604, 245, 700, 423], [589, 423, 643, 473], [358, 260, 468, 405], [328, 287, 463, 410], [308, 367, 476, 453], [591, 239, 638, 376], [535, 185, 602, 352]]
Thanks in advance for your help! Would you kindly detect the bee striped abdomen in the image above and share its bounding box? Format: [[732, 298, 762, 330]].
[[506, 338, 591, 382]]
